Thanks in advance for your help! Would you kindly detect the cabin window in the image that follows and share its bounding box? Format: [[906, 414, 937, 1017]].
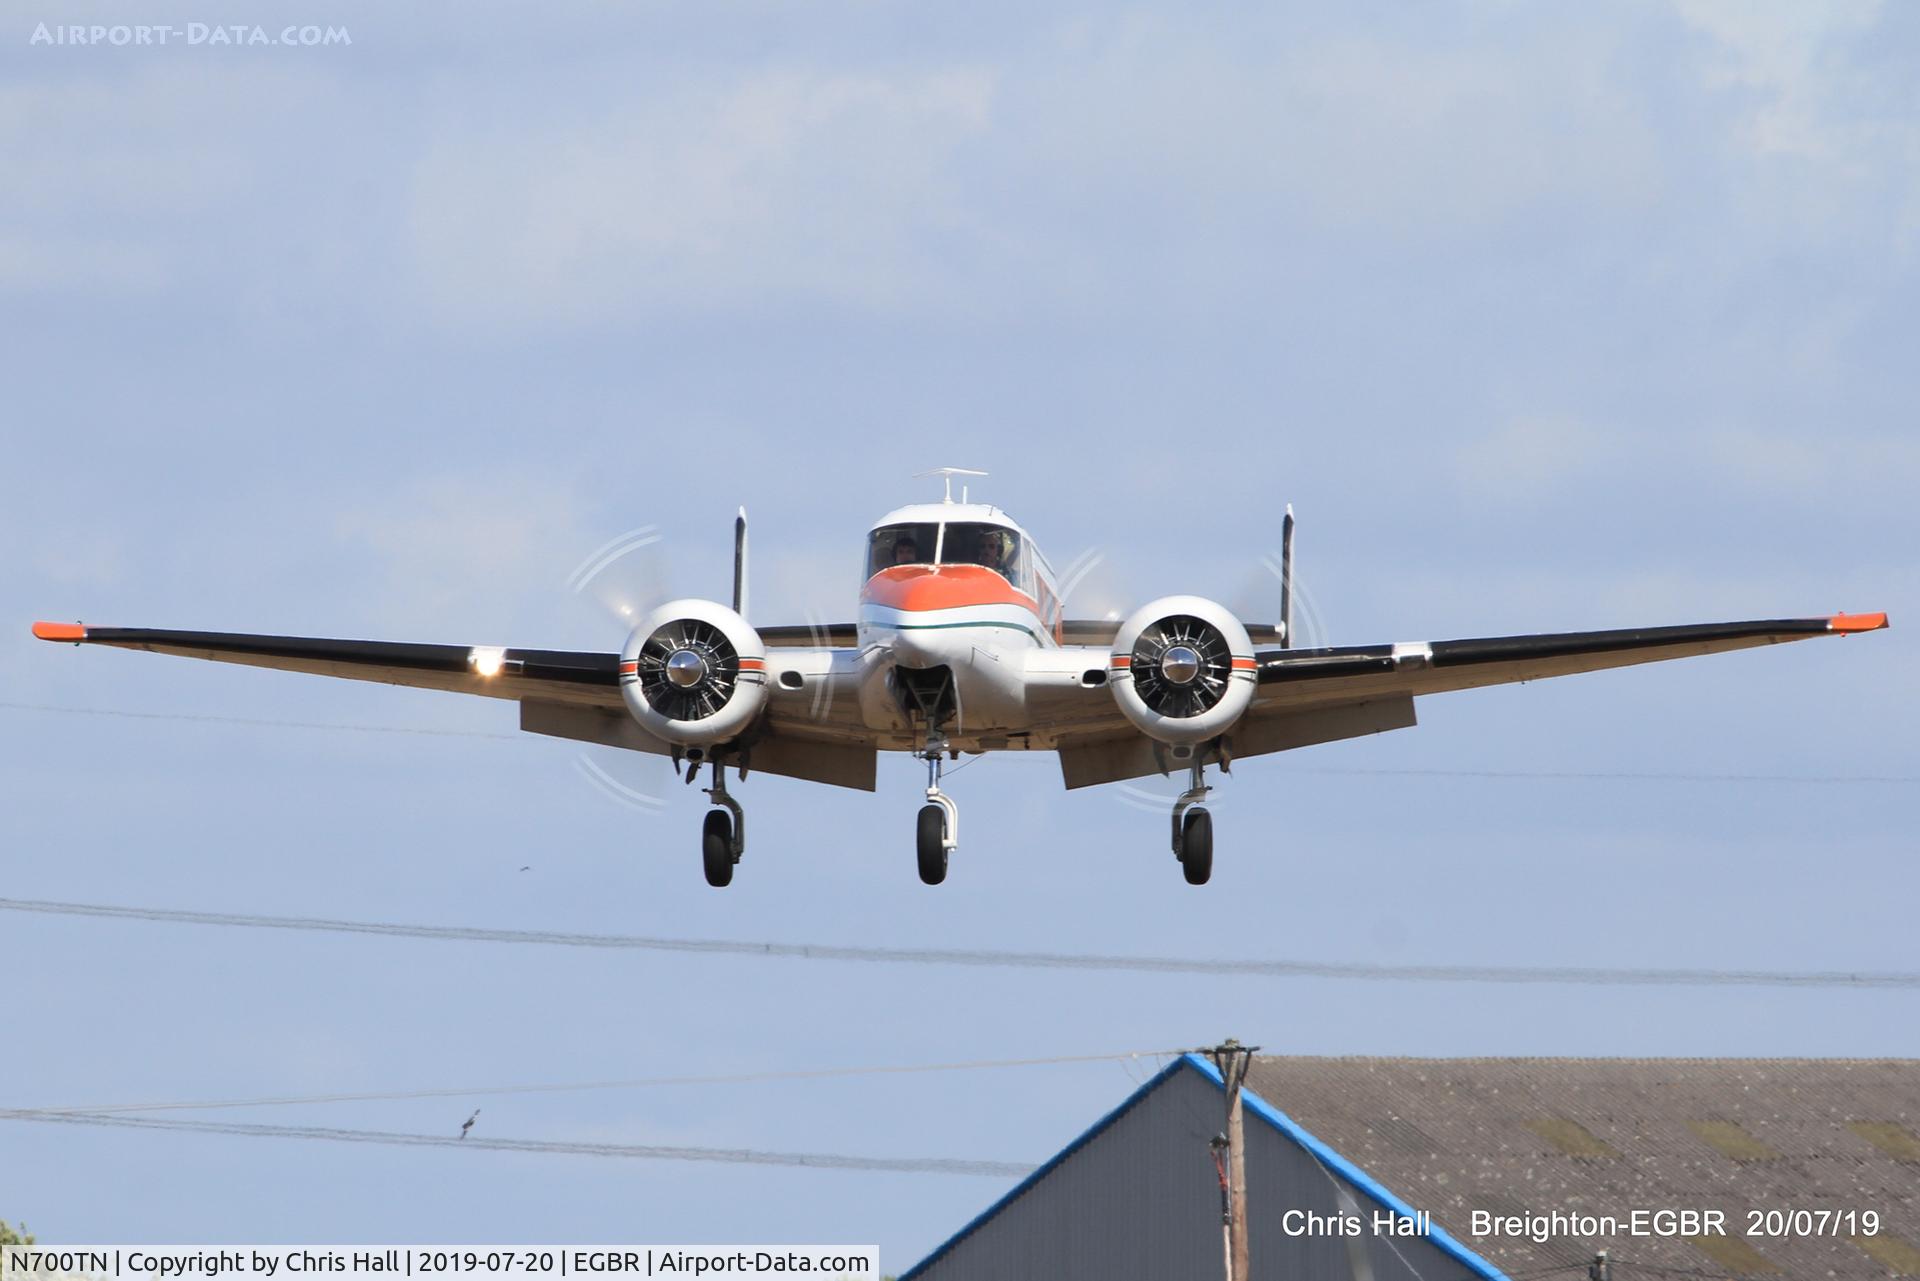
[[867, 523, 939, 576]]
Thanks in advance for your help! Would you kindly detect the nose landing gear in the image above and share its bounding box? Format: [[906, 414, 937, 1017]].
[[1171, 758, 1213, 885], [916, 730, 958, 885], [697, 755, 745, 888]]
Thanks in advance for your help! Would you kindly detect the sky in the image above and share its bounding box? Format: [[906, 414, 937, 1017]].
[[2, 0, 1916, 1268]]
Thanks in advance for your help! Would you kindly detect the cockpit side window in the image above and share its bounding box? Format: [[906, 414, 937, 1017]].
[[867, 523, 939, 576], [941, 523, 1028, 591]]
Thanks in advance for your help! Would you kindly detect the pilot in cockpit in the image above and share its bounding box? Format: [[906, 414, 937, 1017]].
[[893, 535, 921, 565], [976, 530, 1008, 576]]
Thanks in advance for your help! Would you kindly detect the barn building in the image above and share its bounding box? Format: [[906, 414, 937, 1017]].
[[902, 1054, 1920, 1280]]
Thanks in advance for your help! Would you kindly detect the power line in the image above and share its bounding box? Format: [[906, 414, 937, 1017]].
[[6, 701, 1911, 784], [4, 896, 1916, 990], [1605, 1259, 1745, 1280], [0, 701, 517, 741], [0, 1107, 1030, 1176], [1291, 765, 1917, 785], [30, 1050, 1182, 1118]]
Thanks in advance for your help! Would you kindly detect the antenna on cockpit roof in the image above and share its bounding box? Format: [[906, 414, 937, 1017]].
[[915, 467, 988, 504]]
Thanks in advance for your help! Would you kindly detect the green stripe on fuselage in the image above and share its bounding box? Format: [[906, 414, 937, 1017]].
[[867, 619, 1045, 643]]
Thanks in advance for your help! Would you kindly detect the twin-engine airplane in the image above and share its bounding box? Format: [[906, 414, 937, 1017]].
[[35, 469, 1887, 888]]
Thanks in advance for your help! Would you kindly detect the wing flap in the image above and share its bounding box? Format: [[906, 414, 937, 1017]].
[[520, 700, 876, 790], [1057, 696, 1417, 788]]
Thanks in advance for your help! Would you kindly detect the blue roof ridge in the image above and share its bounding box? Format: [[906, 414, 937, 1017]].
[[902, 1052, 1509, 1281], [1182, 1052, 1507, 1281]]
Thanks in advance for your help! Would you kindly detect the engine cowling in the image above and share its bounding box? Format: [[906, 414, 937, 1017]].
[[619, 599, 769, 747], [1109, 595, 1256, 744]]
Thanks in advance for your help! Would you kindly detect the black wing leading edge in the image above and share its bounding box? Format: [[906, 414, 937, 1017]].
[[30, 622, 623, 709], [1251, 613, 1889, 708]]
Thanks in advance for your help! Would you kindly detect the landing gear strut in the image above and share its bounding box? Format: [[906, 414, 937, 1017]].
[[916, 729, 958, 885], [1171, 758, 1213, 885], [699, 755, 745, 888]]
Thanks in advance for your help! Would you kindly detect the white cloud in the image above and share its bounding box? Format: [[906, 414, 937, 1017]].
[[29, 528, 130, 589], [397, 16, 1680, 332], [5, 4, 1914, 333], [1673, 0, 1882, 161], [406, 68, 996, 327], [1672, 0, 1920, 250], [0, 231, 168, 293], [333, 470, 608, 639], [1700, 428, 1920, 501], [1455, 416, 1632, 503], [1455, 415, 1920, 511], [1007, 13, 1670, 234]]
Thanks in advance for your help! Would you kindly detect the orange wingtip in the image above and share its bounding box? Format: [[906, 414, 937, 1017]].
[[1829, 612, 1888, 633], [32, 621, 86, 641]]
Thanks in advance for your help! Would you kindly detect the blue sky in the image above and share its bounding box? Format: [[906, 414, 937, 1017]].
[[2, 0, 1915, 1267]]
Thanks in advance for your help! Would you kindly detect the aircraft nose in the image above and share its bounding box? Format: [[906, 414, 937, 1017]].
[[890, 628, 940, 669]]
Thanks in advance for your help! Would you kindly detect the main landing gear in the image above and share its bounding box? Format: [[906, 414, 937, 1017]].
[[915, 730, 958, 886], [695, 754, 745, 888], [1171, 758, 1213, 885]]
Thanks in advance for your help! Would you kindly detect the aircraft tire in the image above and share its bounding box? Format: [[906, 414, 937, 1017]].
[[916, 804, 949, 885], [1180, 808, 1213, 885], [702, 810, 735, 888]]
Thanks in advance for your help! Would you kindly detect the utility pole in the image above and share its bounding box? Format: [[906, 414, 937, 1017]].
[[1203, 1039, 1260, 1281], [1209, 1135, 1233, 1281]]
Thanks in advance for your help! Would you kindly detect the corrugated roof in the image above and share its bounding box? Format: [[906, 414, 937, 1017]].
[[1242, 1057, 1920, 1279]]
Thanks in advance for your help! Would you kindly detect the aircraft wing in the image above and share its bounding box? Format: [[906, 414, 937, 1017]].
[[30, 620, 877, 790], [31, 621, 624, 707], [1052, 611, 1886, 788], [1249, 612, 1888, 711]]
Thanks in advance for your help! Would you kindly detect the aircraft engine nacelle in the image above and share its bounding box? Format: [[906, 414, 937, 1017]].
[[619, 599, 769, 748], [1109, 596, 1257, 745]]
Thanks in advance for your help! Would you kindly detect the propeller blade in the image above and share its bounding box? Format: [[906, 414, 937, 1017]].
[[568, 525, 673, 628]]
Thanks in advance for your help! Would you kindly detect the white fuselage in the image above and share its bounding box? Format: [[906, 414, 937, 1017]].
[[850, 501, 1072, 747]]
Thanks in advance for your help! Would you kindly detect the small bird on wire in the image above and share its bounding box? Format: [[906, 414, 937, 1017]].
[[460, 1108, 480, 1139]]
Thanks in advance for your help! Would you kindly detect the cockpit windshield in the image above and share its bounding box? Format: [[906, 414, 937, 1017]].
[[940, 523, 1022, 578], [867, 523, 938, 576], [866, 521, 1032, 592]]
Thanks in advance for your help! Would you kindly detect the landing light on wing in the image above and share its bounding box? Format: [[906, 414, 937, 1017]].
[[468, 646, 507, 678]]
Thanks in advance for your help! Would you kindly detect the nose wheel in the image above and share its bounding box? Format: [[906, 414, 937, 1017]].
[[699, 756, 745, 888], [916, 732, 958, 885], [917, 805, 949, 884], [1172, 759, 1213, 885]]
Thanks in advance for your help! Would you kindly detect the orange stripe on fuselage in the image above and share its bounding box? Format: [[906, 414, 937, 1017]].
[[862, 565, 1042, 616]]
